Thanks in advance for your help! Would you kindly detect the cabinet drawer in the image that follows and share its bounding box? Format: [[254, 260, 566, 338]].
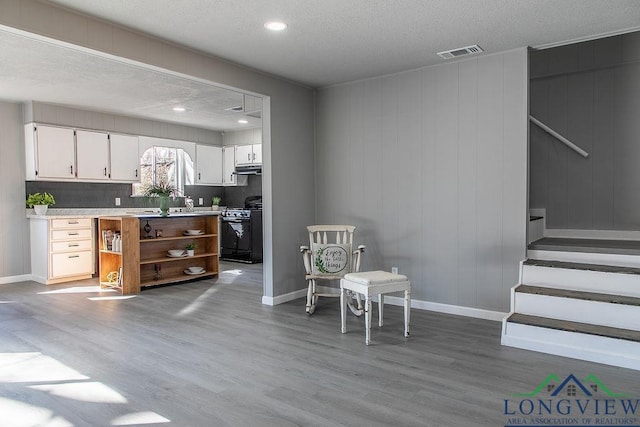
[[51, 239, 93, 253], [51, 228, 93, 240], [51, 251, 92, 278], [51, 218, 92, 229]]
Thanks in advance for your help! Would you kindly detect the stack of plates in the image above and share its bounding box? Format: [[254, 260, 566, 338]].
[[184, 229, 203, 235], [167, 250, 186, 257], [184, 266, 205, 275]]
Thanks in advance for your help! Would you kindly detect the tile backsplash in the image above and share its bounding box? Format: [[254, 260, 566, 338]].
[[25, 175, 262, 209]]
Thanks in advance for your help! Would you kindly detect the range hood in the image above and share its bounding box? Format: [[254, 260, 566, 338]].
[[233, 164, 262, 175]]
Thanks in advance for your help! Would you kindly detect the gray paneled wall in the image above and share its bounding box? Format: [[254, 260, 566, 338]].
[[0, 101, 29, 279], [529, 32, 640, 230], [316, 49, 528, 312]]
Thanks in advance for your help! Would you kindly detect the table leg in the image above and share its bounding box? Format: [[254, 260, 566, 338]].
[[378, 293, 384, 327], [404, 288, 411, 337]]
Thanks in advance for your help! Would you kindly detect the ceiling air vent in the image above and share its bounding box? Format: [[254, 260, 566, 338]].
[[437, 45, 484, 60]]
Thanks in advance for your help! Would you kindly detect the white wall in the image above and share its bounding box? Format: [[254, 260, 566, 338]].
[[0, 101, 29, 282], [0, 0, 315, 298], [316, 49, 528, 312]]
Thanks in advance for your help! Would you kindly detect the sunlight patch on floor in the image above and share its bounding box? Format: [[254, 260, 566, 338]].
[[38, 286, 117, 295], [0, 300, 16, 303], [0, 352, 88, 383], [29, 381, 127, 404], [176, 286, 220, 316], [88, 295, 136, 301], [0, 397, 72, 427], [220, 269, 243, 276], [110, 411, 171, 425], [0, 352, 170, 425]]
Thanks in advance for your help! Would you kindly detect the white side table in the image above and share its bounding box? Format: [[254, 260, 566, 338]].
[[340, 270, 411, 345]]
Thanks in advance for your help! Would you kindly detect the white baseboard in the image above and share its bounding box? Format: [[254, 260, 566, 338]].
[[0, 274, 33, 285], [382, 295, 506, 321], [545, 228, 640, 240], [261, 288, 308, 306], [263, 287, 506, 322]]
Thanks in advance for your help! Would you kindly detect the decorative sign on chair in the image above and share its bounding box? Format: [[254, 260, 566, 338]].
[[311, 243, 351, 276]]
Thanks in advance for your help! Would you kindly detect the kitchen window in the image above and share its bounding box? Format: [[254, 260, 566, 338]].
[[132, 146, 194, 196]]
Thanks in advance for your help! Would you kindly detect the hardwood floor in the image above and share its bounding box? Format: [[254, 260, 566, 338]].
[[1, 262, 639, 426]]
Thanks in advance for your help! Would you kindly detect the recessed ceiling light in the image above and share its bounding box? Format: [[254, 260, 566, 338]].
[[238, 119, 249, 124], [264, 21, 287, 31], [172, 106, 186, 112]]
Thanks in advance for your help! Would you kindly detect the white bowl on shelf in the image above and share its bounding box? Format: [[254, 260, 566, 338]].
[[168, 249, 185, 257], [186, 229, 202, 235], [187, 266, 204, 273]]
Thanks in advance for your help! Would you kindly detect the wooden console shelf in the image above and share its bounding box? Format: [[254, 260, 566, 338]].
[[99, 215, 219, 295], [99, 214, 219, 295]]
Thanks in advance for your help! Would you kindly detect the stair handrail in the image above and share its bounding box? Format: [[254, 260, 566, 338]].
[[529, 115, 589, 158]]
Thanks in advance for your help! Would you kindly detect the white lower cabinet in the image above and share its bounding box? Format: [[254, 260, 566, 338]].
[[30, 217, 95, 284]]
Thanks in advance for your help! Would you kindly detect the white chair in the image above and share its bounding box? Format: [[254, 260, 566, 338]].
[[300, 225, 366, 315]]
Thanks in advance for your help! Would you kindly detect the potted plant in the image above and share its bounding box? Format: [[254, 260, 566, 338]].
[[211, 196, 222, 211], [185, 242, 196, 256], [26, 192, 56, 215], [143, 180, 180, 217]]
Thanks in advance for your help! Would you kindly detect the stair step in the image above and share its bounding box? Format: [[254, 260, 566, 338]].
[[528, 237, 640, 256], [516, 284, 640, 306], [506, 313, 640, 343], [524, 258, 640, 275]]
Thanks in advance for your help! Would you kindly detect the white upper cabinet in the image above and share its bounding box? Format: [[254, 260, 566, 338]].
[[235, 144, 253, 165], [222, 146, 236, 186], [252, 143, 262, 164], [222, 146, 247, 187], [76, 130, 109, 180], [110, 134, 140, 182], [235, 144, 262, 165], [27, 124, 76, 180], [196, 144, 223, 185]]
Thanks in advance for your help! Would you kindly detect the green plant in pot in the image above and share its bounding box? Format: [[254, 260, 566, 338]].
[[26, 192, 55, 215], [185, 242, 196, 256], [212, 196, 222, 211], [143, 180, 180, 217]]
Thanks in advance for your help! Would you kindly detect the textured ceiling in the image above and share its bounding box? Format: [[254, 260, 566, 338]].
[[0, 29, 260, 131], [1, 1, 639, 132], [48, 0, 640, 87]]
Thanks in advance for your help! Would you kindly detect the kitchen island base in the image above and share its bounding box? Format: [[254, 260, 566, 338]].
[[99, 214, 219, 294]]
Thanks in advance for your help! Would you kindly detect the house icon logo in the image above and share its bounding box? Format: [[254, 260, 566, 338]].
[[504, 373, 638, 427], [513, 373, 628, 398]]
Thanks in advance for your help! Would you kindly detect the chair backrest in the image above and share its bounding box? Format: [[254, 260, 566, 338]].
[[307, 225, 356, 276], [307, 225, 355, 246]]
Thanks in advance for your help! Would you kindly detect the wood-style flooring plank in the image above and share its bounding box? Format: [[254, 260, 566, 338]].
[[0, 261, 639, 426]]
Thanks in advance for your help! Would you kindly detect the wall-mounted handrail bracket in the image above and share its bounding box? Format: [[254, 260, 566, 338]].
[[529, 115, 589, 158]]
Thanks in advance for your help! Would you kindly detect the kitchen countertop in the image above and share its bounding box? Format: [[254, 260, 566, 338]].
[[26, 208, 221, 220]]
